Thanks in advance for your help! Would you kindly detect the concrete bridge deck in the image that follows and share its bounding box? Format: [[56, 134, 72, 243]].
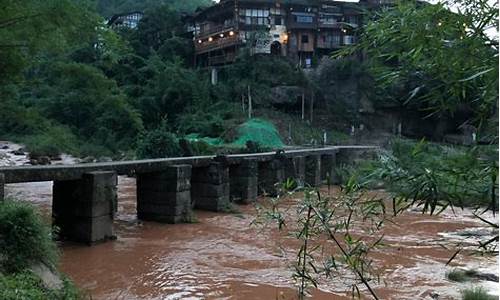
[[0, 146, 377, 245], [0, 146, 375, 183]]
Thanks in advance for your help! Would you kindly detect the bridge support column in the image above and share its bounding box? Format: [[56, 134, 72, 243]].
[[258, 159, 285, 196], [0, 173, 4, 201], [192, 162, 230, 211], [284, 156, 305, 188], [305, 155, 321, 187], [321, 153, 339, 185], [53, 171, 117, 244], [229, 159, 258, 204], [136, 165, 192, 223]]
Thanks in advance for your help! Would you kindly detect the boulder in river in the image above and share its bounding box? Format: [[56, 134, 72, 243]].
[[11, 149, 25, 156], [38, 156, 51, 165], [30, 263, 63, 290]]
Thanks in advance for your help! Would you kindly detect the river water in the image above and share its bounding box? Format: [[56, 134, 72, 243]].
[[2, 142, 499, 299]]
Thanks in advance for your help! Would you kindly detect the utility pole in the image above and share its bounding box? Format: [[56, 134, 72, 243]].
[[248, 85, 253, 119], [301, 91, 305, 120], [309, 91, 314, 124]]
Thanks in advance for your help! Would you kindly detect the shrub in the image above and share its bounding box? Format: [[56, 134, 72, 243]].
[[0, 271, 81, 300], [0, 200, 58, 274], [461, 287, 496, 300], [447, 269, 477, 282], [136, 126, 181, 159], [357, 139, 498, 210], [21, 125, 79, 158]]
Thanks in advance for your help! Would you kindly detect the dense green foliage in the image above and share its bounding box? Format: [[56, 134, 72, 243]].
[[446, 268, 478, 282], [343, 139, 498, 209], [0, 200, 58, 274], [96, 0, 212, 17], [0, 199, 82, 298], [1, 0, 497, 159], [341, 0, 499, 132], [461, 287, 497, 300], [0, 271, 80, 300], [136, 122, 181, 159]]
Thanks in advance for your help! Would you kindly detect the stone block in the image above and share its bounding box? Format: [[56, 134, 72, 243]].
[[136, 165, 193, 224], [258, 159, 285, 196], [229, 159, 258, 204], [191, 183, 229, 197], [305, 155, 321, 187], [53, 171, 117, 244], [193, 195, 230, 212], [284, 156, 305, 187], [321, 154, 338, 184], [136, 176, 190, 192], [0, 173, 4, 201], [137, 190, 191, 205], [137, 165, 192, 180], [65, 215, 114, 244], [53, 172, 117, 218], [229, 159, 258, 177], [192, 162, 229, 184]]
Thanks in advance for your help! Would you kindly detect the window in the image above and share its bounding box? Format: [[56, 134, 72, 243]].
[[326, 34, 341, 46], [242, 8, 270, 25], [296, 15, 313, 23], [319, 16, 338, 25], [301, 35, 309, 43], [274, 16, 282, 25]]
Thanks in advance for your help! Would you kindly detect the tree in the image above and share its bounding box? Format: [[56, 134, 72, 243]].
[[0, 0, 99, 83], [33, 62, 143, 151], [340, 0, 498, 133], [96, 0, 213, 17]]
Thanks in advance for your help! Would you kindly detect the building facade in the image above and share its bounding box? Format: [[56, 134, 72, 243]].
[[108, 11, 144, 29], [189, 0, 380, 68]]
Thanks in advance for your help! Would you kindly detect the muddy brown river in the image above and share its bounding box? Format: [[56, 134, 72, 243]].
[[5, 174, 498, 300]]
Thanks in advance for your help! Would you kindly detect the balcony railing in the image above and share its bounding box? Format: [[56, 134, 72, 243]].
[[195, 35, 241, 54], [196, 21, 236, 38]]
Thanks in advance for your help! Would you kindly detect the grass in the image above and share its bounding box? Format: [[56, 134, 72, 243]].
[[0, 199, 83, 299], [461, 287, 497, 300], [447, 269, 478, 282], [0, 199, 58, 273], [0, 271, 81, 300]]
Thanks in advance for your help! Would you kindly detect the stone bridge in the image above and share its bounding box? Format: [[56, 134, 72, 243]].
[[0, 146, 376, 245]]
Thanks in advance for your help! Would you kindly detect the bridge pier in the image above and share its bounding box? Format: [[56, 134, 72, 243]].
[[136, 165, 192, 223], [0, 173, 4, 201], [321, 153, 339, 185], [53, 171, 117, 244], [192, 162, 230, 211], [229, 159, 258, 204], [258, 158, 285, 196], [284, 156, 305, 188], [305, 155, 321, 187]]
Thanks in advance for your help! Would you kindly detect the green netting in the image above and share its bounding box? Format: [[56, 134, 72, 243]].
[[185, 133, 224, 145], [232, 118, 284, 148]]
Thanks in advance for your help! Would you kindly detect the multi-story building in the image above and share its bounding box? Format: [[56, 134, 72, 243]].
[[189, 0, 379, 68], [107, 11, 144, 29]]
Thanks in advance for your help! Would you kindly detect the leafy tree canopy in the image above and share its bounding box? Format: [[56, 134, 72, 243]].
[[96, 0, 213, 17], [340, 0, 498, 130], [0, 0, 101, 83]]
